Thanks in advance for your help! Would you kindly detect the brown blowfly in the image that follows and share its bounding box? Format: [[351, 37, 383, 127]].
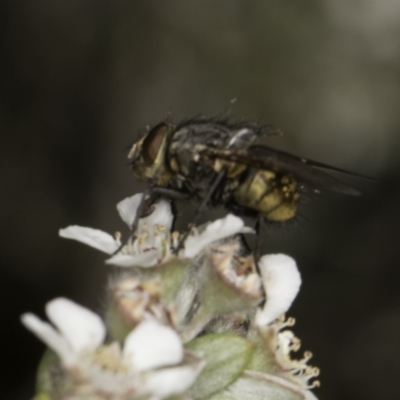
[[125, 116, 367, 256]]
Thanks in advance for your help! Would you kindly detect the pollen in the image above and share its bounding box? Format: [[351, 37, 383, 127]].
[[171, 231, 180, 249], [138, 232, 150, 246], [91, 345, 129, 373]]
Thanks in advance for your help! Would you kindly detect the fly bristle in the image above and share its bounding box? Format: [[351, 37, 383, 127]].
[[175, 114, 279, 137]]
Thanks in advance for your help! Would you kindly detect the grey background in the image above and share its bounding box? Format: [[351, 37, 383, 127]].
[[1, 1, 399, 399]]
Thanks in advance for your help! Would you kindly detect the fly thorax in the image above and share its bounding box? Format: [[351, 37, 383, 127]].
[[170, 141, 210, 179]]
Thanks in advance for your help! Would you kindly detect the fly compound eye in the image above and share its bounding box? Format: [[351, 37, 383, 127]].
[[142, 122, 170, 165]]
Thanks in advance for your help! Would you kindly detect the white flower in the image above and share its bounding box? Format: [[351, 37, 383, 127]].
[[21, 298, 203, 398], [182, 214, 253, 259], [22, 297, 106, 368], [256, 254, 302, 326], [59, 193, 253, 268], [59, 194, 173, 267], [275, 329, 320, 390], [206, 240, 263, 301], [260, 315, 320, 392]]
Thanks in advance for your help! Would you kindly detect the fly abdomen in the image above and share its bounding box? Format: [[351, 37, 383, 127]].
[[233, 169, 299, 222]]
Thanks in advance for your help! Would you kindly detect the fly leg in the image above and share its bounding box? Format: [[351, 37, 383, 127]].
[[175, 169, 227, 252], [148, 187, 191, 233], [111, 186, 155, 255], [196, 169, 227, 220], [254, 214, 264, 273], [112, 186, 190, 255], [255, 213, 267, 305]]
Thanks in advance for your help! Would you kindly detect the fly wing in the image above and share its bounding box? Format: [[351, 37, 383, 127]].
[[250, 145, 361, 195], [226, 125, 281, 149], [227, 128, 258, 149], [206, 145, 361, 196]]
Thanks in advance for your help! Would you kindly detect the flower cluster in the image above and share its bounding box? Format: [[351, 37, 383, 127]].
[[22, 194, 319, 400]]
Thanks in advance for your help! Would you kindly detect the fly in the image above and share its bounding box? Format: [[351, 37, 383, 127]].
[[127, 117, 364, 224]]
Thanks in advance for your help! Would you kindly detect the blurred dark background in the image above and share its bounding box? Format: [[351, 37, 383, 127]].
[[1, 1, 399, 399]]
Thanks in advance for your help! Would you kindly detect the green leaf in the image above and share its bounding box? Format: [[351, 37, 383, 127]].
[[223, 375, 312, 400], [186, 333, 254, 400], [33, 393, 51, 400], [35, 349, 71, 398], [207, 393, 237, 400]]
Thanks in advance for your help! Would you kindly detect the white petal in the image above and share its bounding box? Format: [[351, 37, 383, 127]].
[[117, 194, 173, 233], [140, 199, 174, 232], [105, 251, 159, 268], [142, 365, 200, 398], [256, 254, 302, 326], [59, 226, 119, 255], [277, 330, 296, 354], [117, 194, 146, 227], [21, 313, 75, 366], [183, 214, 252, 259], [124, 320, 183, 371], [46, 298, 106, 354]]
